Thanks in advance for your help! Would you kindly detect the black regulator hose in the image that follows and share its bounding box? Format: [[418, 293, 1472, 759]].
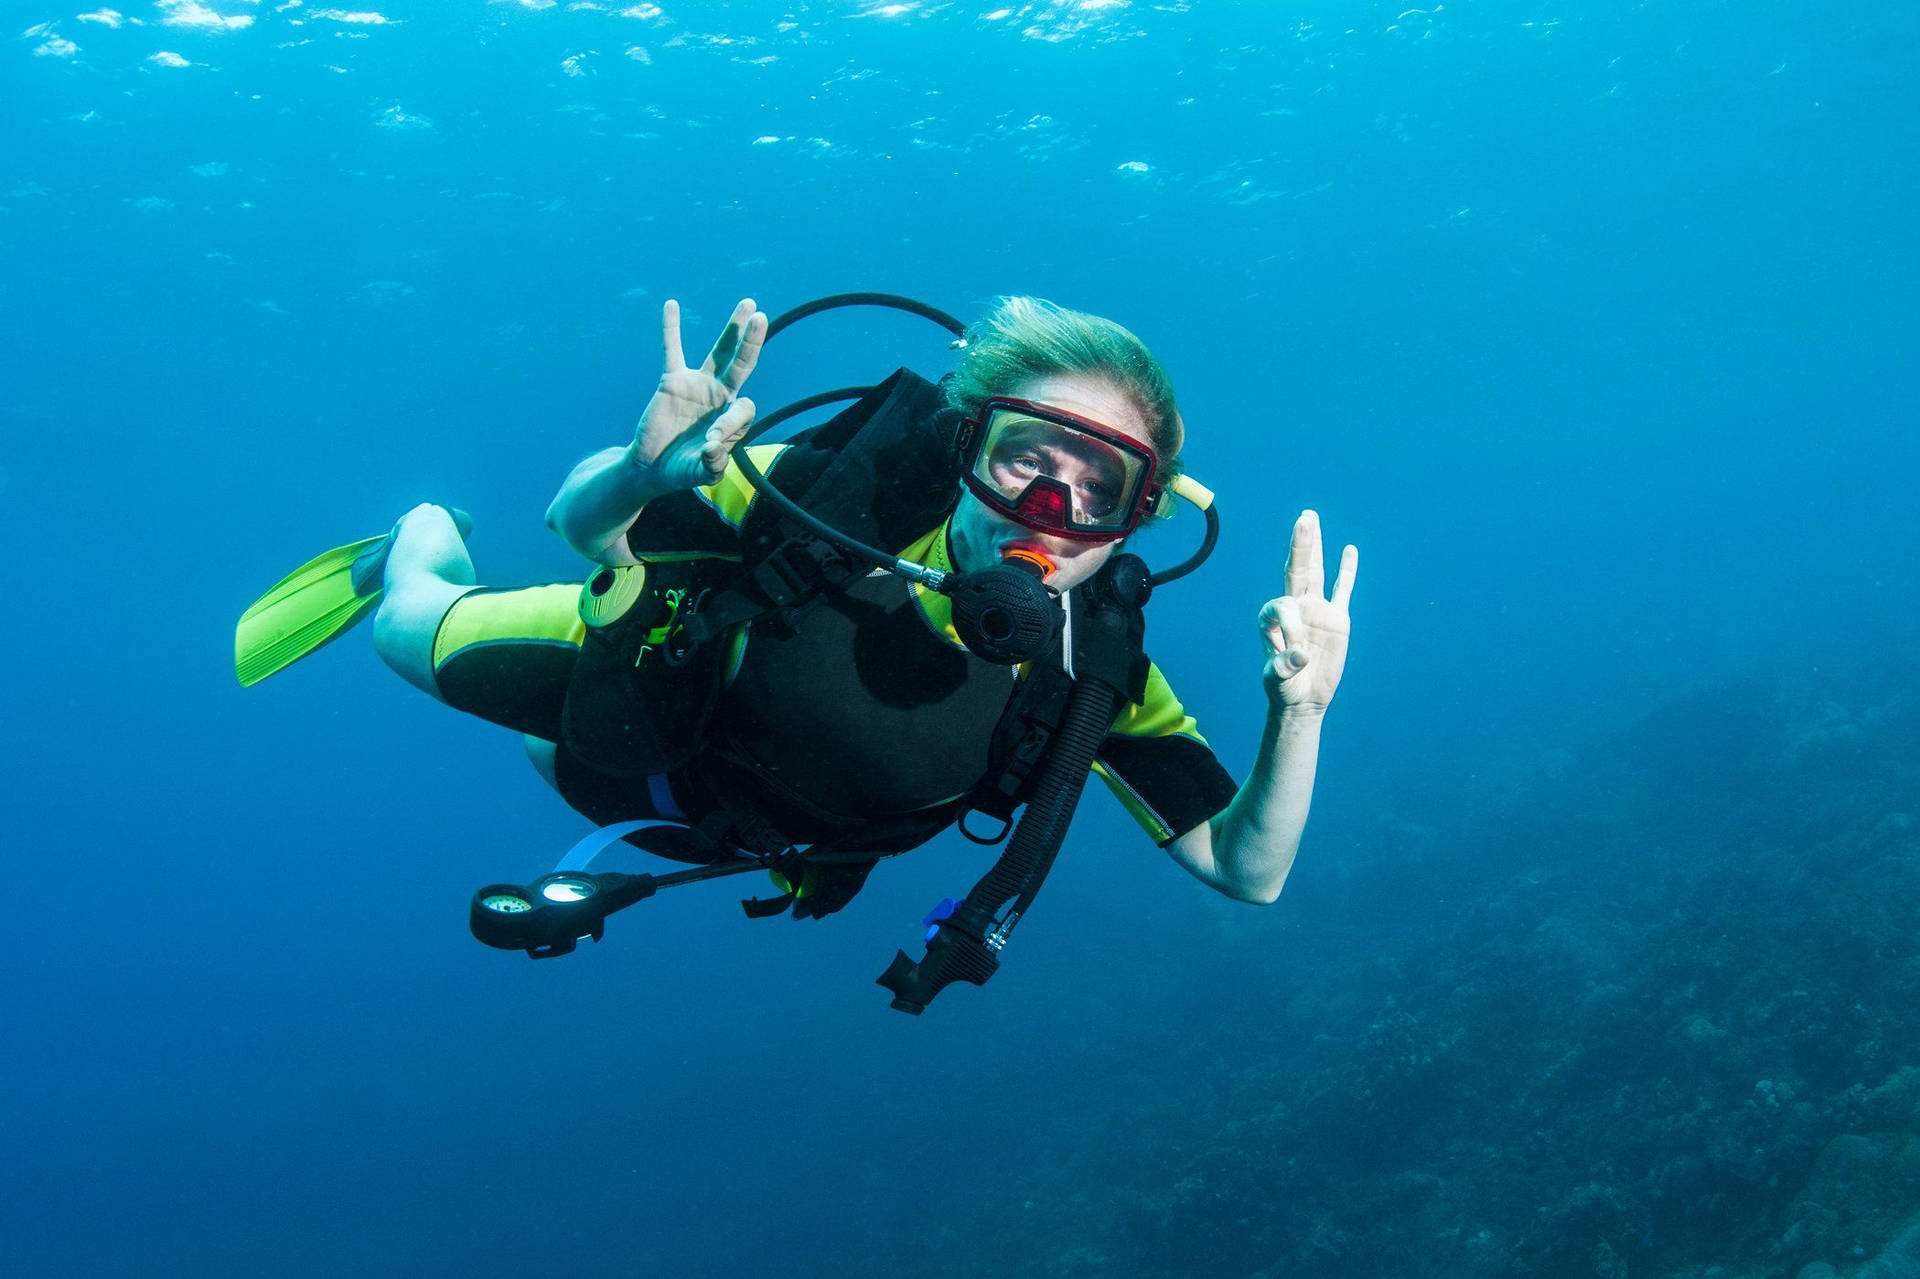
[[764, 292, 966, 342], [971, 673, 1118, 916], [730, 434, 904, 578], [876, 653, 1122, 1013], [878, 556, 1151, 1014], [1148, 502, 1220, 588], [726, 287, 973, 587], [726, 290, 1221, 607]]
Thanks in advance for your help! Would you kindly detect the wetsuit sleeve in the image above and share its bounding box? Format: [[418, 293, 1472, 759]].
[[1093, 662, 1239, 846], [623, 443, 790, 557]]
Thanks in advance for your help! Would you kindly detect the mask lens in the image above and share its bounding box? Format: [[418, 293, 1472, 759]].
[[972, 408, 1149, 537]]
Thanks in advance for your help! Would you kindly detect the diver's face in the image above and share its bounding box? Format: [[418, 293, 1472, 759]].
[[948, 373, 1155, 592]]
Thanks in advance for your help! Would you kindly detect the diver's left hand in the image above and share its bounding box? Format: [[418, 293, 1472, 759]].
[[1259, 510, 1358, 715]]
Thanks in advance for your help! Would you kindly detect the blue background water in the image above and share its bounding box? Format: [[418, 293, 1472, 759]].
[[3, 2, 1915, 1275]]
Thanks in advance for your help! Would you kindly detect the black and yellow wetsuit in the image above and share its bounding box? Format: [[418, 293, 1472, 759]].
[[429, 440, 1237, 862]]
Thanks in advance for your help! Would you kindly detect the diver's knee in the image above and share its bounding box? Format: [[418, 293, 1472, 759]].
[[524, 736, 561, 792], [388, 504, 477, 587], [373, 582, 469, 699], [368, 506, 480, 699]]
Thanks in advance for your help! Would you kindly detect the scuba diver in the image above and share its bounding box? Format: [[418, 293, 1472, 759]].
[[235, 293, 1358, 1013]]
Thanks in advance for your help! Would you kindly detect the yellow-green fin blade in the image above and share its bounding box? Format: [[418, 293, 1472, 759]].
[[234, 534, 387, 687]]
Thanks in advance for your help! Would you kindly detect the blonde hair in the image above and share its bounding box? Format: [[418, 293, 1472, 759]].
[[946, 296, 1185, 469]]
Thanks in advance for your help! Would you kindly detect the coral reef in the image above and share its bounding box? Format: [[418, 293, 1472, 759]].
[[992, 655, 1920, 1278]]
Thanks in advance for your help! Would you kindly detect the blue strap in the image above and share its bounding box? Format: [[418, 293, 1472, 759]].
[[646, 773, 683, 820], [555, 819, 661, 873]]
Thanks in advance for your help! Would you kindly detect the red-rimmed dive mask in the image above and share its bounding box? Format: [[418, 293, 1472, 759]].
[[956, 398, 1162, 543]]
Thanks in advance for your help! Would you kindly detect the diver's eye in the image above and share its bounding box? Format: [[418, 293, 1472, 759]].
[[988, 452, 1047, 493], [1075, 479, 1123, 519]]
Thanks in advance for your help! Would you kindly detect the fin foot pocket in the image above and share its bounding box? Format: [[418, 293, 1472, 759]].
[[234, 506, 472, 686]]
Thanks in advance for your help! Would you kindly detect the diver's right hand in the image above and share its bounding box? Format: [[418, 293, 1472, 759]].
[[628, 297, 769, 496]]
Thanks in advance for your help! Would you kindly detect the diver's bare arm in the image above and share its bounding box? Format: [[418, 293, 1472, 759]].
[[1168, 708, 1322, 904], [546, 445, 672, 566], [1168, 510, 1356, 904], [547, 298, 767, 567]]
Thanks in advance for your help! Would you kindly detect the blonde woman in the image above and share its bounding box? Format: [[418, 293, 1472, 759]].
[[257, 295, 1357, 919]]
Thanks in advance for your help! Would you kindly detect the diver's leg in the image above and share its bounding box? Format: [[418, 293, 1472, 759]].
[[372, 503, 478, 699]]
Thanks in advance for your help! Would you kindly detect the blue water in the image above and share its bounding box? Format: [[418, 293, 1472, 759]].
[[3, 3, 1915, 1276]]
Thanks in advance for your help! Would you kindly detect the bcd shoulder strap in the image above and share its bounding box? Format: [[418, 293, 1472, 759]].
[[674, 367, 960, 654], [563, 368, 960, 778], [738, 367, 960, 558]]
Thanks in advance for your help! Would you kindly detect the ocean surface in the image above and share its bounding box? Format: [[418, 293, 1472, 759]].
[[3, 3, 1915, 1276]]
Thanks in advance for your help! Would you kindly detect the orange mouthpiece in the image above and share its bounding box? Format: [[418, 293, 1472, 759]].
[[1003, 548, 1056, 580]]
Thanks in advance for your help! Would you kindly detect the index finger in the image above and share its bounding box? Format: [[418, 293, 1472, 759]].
[[1331, 543, 1358, 610], [661, 298, 687, 374], [1284, 509, 1324, 598]]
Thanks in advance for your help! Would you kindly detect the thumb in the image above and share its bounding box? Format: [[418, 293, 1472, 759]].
[[700, 397, 755, 474], [1259, 596, 1310, 675]]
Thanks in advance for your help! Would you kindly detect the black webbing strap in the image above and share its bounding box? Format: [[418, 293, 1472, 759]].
[[666, 529, 861, 662]]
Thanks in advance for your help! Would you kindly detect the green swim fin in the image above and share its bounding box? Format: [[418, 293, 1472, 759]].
[[234, 508, 470, 687]]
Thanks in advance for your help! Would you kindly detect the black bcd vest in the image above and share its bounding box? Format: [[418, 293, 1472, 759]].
[[559, 368, 1062, 855]]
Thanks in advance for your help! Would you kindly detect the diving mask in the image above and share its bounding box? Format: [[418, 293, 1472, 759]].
[[957, 398, 1161, 543]]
